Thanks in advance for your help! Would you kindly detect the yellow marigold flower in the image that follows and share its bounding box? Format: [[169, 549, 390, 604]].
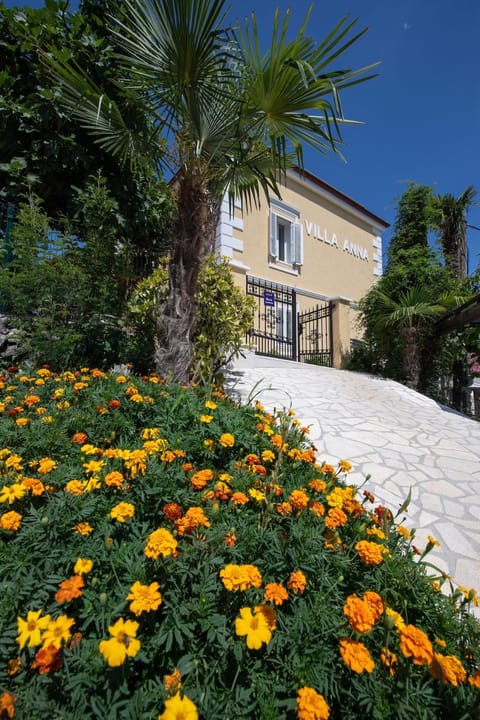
[[158, 691, 198, 720], [220, 564, 262, 591], [124, 449, 147, 476], [164, 668, 182, 694], [338, 459, 352, 473], [355, 540, 387, 566], [339, 638, 375, 673], [41, 415, 54, 424], [430, 653, 466, 686], [83, 459, 105, 475], [326, 487, 345, 509], [219, 433, 235, 448], [129, 393, 144, 403], [204, 400, 217, 410], [16, 610, 51, 649], [99, 618, 140, 667], [397, 524, 411, 539], [385, 607, 405, 630], [0, 510, 22, 531], [325, 507, 348, 529], [56, 400, 70, 410], [80, 444, 100, 455], [5, 453, 22, 471], [0, 483, 26, 504], [7, 657, 21, 676], [249, 488, 266, 502], [74, 558, 93, 575], [427, 535, 440, 548], [110, 502, 135, 523], [116, 375, 127, 383], [309, 478, 327, 493], [296, 686, 330, 720], [144, 528, 178, 559], [200, 414, 213, 423], [264, 582, 288, 606], [343, 594, 376, 633], [41, 614, 75, 650], [235, 606, 272, 650], [65, 480, 87, 496], [399, 624, 433, 666], [72, 522, 94, 536], [366, 526, 386, 540], [15, 417, 29, 427], [380, 647, 398, 675], [37, 457, 57, 475], [261, 449, 275, 463], [141, 427, 160, 440], [126, 581, 162, 616], [287, 570, 307, 595], [35, 406, 46, 415]]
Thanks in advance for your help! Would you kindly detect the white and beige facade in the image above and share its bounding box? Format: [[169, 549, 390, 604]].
[[215, 167, 389, 367]]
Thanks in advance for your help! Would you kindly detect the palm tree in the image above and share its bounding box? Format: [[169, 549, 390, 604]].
[[46, 0, 377, 380], [371, 284, 469, 390], [434, 186, 476, 279]]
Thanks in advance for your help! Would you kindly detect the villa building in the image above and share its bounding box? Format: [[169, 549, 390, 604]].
[[215, 167, 389, 368]]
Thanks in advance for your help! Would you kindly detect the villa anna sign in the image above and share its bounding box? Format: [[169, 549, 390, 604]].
[[304, 220, 369, 262]]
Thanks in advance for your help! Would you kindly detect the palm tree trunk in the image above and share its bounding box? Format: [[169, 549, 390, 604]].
[[154, 175, 218, 382], [401, 326, 421, 390]]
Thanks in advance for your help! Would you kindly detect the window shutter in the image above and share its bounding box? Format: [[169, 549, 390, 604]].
[[293, 221, 304, 265], [269, 211, 278, 259]]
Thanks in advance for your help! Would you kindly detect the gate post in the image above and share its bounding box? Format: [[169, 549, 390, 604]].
[[292, 288, 298, 361], [330, 296, 352, 368]]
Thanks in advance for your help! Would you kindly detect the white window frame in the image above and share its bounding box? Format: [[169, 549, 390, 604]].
[[269, 199, 303, 268]]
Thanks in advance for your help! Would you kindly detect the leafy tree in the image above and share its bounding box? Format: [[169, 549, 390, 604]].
[[386, 183, 433, 270], [432, 186, 476, 279], [46, 0, 378, 381], [0, 0, 173, 260]]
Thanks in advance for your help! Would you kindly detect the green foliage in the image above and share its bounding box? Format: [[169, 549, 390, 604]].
[[0, 367, 479, 719], [386, 184, 434, 270], [192, 256, 255, 383]]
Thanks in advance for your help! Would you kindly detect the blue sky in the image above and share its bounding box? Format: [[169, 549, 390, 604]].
[[5, 0, 480, 271]]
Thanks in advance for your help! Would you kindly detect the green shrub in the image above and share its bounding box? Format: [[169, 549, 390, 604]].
[[0, 367, 478, 719]]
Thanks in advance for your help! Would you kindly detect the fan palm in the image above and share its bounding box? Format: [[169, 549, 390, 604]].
[[46, 0, 378, 380], [434, 186, 476, 279]]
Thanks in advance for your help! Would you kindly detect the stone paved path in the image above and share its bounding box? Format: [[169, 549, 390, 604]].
[[226, 354, 480, 613]]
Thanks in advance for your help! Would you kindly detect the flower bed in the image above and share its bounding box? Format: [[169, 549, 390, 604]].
[[0, 367, 479, 719]]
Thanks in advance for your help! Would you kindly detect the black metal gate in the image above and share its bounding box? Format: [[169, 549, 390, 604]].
[[246, 275, 332, 365]]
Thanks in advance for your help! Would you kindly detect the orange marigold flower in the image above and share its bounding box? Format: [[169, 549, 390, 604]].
[[31, 644, 62, 674], [65, 480, 86, 496], [264, 582, 288, 606], [430, 653, 466, 686], [231, 492, 249, 506], [144, 527, 178, 559], [309, 500, 325, 517], [355, 540, 387, 566], [24, 394, 41, 406], [339, 638, 375, 673], [380, 647, 398, 675], [289, 489, 309, 511], [224, 531, 237, 547], [175, 506, 210, 536], [255, 603, 277, 631], [108, 399, 121, 410], [104, 471, 125, 488], [72, 432, 88, 445], [321, 463, 335, 475], [220, 563, 262, 591], [270, 435, 285, 450], [363, 591, 384, 621], [399, 624, 433, 666], [296, 686, 330, 720], [276, 501, 292, 516], [468, 670, 480, 688], [309, 478, 327, 493], [163, 502, 183, 521], [164, 667, 182, 694], [7, 657, 21, 676], [343, 594, 376, 633], [287, 570, 307, 595], [0, 510, 22, 531], [21, 477, 45, 496], [325, 507, 348, 529], [245, 453, 260, 465], [0, 691, 16, 719], [182, 462, 194, 473], [55, 575, 84, 603], [190, 468, 214, 490]]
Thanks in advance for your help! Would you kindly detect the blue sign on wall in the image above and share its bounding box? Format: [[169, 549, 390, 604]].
[[263, 290, 275, 307]]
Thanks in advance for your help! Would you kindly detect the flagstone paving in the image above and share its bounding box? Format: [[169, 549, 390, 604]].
[[226, 354, 480, 616]]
